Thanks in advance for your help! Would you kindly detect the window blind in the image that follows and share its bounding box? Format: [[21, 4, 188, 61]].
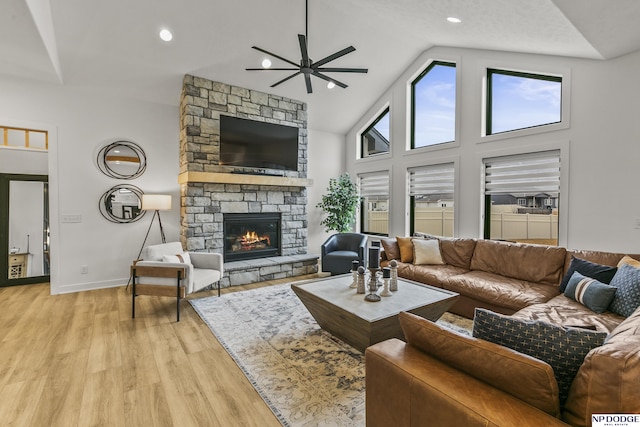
[[409, 163, 455, 197], [359, 171, 389, 199], [484, 150, 560, 196]]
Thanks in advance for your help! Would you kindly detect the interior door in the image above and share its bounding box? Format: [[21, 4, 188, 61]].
[[0, 174, 50, 287]]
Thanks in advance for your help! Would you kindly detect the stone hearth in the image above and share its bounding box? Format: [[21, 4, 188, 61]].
[[178, 75, 318, 286]]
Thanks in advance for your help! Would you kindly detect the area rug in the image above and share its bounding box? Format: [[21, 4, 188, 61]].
[[190, 282, 472, 426]]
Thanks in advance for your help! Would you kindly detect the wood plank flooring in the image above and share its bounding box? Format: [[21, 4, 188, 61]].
[[0, 274, 321, 427]]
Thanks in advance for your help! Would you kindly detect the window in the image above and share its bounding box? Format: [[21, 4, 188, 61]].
[[409, 163, 455, 237], [361, 108, 390, 158], [483, 150, 560, 245], [411, 61, 456, 149], [1, 125, 48, 150], [486, 69, 562, 135], [359, 171, 389, 236]]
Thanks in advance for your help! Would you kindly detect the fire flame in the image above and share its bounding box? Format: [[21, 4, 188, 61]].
[[241, 230, 270, 246]]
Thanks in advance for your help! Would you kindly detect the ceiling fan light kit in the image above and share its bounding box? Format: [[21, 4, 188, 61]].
[[246, 0, 368, 93]]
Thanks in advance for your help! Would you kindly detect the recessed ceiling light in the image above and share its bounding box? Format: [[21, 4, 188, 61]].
[[159, 29, 173, 42], [447, 16, 462, 24], [261, 58, 272, 69], [327, 81, 336, 89]]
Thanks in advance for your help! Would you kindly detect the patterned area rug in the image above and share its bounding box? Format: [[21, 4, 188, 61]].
[[190, 282, 472, 427]]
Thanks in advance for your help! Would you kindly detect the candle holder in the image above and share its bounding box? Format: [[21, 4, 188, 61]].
[[356, 266, 366, 294], [364, 267, 381, 302], [350, 260, 359, 288], [389, 259, 398, 292], [380, 267, 392, 297]]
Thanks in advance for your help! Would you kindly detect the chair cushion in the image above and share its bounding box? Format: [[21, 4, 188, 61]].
[[144, 242, 184, 261], [324, 250, 359, 259]]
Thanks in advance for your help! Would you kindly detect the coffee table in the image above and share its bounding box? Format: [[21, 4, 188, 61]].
[[291, 274, 458, 352]]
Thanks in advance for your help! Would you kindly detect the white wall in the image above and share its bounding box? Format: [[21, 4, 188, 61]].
[[306, 128, 346, 255], [346, 46, 640, 253], [0, 75, 181, 294]]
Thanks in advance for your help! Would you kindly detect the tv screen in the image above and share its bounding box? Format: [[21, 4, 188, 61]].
[[220, 115, 299, 171]]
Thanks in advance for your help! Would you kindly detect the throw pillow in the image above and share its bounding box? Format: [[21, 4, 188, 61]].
[[564, 271, 617, 313], [559, 256, 618, 292], [617, 255, 640, 269], [473, 308, 607, 406], [608, 263, 640, 317], [380, 238, 401, 261], [162, 252, 192, 264], [396, 236, 414, 263], [412, 238, 444, 265]]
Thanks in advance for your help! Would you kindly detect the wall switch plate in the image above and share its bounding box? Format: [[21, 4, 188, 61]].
[[80, 265, 88, 274], [62, 214, 82, 223]]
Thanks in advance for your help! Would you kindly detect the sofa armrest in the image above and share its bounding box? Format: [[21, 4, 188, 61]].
[[366, 339, 568, 427], [189, 252, 224, 276]]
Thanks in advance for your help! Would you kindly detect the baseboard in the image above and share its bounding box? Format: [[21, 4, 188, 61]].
[[52, 278, 128, 294]]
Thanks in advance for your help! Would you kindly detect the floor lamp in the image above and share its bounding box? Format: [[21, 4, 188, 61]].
[[135, 194, 172, 260]]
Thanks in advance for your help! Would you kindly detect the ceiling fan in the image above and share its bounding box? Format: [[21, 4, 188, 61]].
[[246, 0, 368, 94]]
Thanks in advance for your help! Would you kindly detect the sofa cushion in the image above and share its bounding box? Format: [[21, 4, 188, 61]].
[[393, 262, 468, 289], [608, 263, 640, 317], [412, 239, 444, 265], [444, 271, 560, 312], [512, 294, 625, 334], [563, 271, 617, 313], [470, 240, 566, 286], [473, 308, 607, 406], [559, 256, 618, 292], [562, 306, 640, 427], [380, 238, 400, 261], [396, 237, 413, 263], [399, 311, 561, 417]]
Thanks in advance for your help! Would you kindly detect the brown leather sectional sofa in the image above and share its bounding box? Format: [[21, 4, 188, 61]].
[[367, 236, 640, 427]]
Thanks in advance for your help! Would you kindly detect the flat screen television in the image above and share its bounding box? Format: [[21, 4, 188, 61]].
[[220, 115, 299, 172]]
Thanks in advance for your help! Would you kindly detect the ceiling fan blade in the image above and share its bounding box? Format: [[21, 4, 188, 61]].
[[315, 67, 368, 73], [271, 71, 302, 88], [246, 68, 300, 71], [312, 71, 348, 89], [304, 73, 313, 94], [313, 46, 356, 68], [251, 46, 300, 68], [298, 34, 310, 64]]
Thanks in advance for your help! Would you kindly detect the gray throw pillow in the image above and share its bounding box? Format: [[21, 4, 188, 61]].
[[608, 263, 640, 317], [564, 271, 617, 313], [473, 308, 607, 406]]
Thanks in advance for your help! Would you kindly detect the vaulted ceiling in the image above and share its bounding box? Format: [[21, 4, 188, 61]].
[[3, 0, 640, 133]]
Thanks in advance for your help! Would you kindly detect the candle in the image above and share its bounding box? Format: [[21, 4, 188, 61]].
[[368, 247, 380, 268], [352, 260, 360, 271], [383, 267, 391, 278]]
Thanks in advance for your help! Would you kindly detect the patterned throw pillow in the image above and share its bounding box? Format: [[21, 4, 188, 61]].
[[473, 308, 607, 406], [559, 257, 618, 292], [608, 263, 640, 317], [564, 272, 617, 313]]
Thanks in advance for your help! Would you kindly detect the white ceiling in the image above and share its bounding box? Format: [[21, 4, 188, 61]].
[[3, 0, 640, 134]]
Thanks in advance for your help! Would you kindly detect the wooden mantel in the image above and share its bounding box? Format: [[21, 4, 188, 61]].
[[178, 171, 313, 187]]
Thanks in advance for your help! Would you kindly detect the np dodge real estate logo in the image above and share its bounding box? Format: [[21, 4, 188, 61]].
[[592, 414, 640, 427]]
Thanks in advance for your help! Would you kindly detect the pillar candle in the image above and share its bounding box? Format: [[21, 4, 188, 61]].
[[368, 247, 380, 268]]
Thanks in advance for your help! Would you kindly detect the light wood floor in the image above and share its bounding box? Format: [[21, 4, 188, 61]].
[[0, 274, 321, 427]]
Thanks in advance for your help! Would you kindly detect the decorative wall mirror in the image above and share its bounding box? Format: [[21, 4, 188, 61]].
[[97, 140, 146, 179], [99, 184, 146, 223]]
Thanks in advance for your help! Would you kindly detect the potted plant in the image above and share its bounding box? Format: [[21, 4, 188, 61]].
[[316, 173, 359, 233]]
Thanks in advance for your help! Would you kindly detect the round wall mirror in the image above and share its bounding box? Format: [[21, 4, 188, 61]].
[[99, 185, 146, 223], [97, 140, 146, 179]]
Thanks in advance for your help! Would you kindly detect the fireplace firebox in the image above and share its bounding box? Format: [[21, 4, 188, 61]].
[[223, 213, 281, 261]]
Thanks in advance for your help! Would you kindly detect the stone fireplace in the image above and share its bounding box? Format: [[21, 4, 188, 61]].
[[178, 75, 318, 287]]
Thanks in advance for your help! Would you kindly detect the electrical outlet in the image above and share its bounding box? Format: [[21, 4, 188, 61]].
[[635, 218, 640, 229], [81, 265, 88, 274]]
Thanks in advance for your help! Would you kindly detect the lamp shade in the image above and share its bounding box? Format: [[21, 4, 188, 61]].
[[141, 194, 172, 211]]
